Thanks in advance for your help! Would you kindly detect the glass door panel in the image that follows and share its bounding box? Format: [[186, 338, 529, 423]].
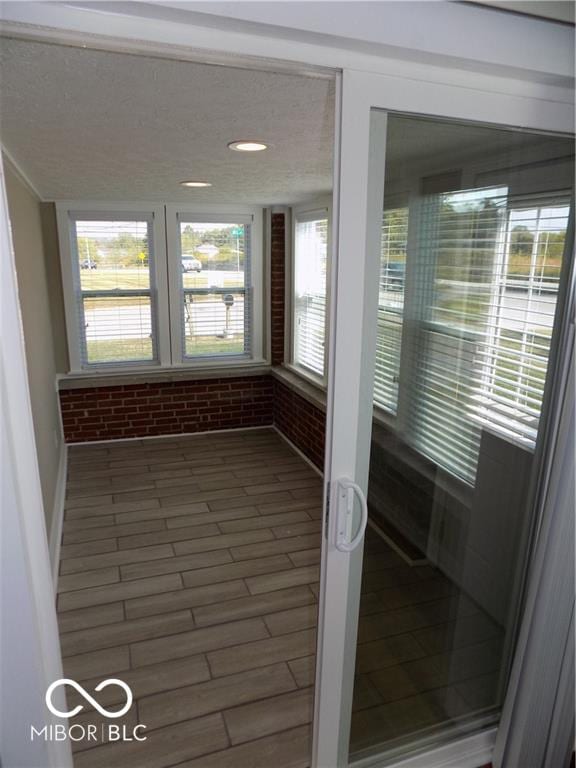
[[348, 113, 574, 762]]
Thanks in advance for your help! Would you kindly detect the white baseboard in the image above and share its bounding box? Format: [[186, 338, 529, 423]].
[[67, 424, 274, 447], [49, 441, 67, 592]]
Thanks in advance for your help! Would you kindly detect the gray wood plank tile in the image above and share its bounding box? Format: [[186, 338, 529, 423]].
[[179, 724, 311, 768], [60, 609, 194, 656], [117, 522, 220, 550], [131, 617, 269, 668], [57, 567, 119, 594], [193, 585, 315, 628], [207, 628, 316, 678], [224, 687, 314, 745], [58, 573, 182, 612], [181, 555, 293, 589], [288, 548, 321, 567], [60, 544, 175, 575], [120, 549, 231, 581], [230, 534, 321, 562], [218, 510, 312, 534], [271, 521, 322, 539], [65, 499, 160, 521], [60, 540, 118, 560], [264, 604, 318, 636], [62, 520, 165, 545], [125, 580, 249, 620], [73, 713, 228, 768], [244, 478, 320, 495], [115, 501, 210, 525], [58, 602, 125, 634], [62, 646, 130, 681], [66, 655, 210, 710], [207, 490, 293, 512], [139, 662, 296, 730], [63, 515, 115, 531], [173, 529, 274, 556], [288, 656, 315, 688], [164, 506, 259, 529], [246, 565, 320, 595]]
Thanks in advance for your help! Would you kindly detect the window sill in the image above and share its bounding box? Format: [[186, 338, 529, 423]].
[[58, 361, 271, 390], [271, 365, 327, 411]]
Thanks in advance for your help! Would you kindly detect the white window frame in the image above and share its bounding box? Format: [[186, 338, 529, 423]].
[[165, 204, 264, 368], [57, 201, 264, 373], [287, 198, 332, 387], [56, 201, 170, 373]]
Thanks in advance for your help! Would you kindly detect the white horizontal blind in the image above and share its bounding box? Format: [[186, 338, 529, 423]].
[[70, 214, 157, 367], [293, 213, 328, 377], [402, 188, 570, 484], [374, 207, 408, 413], [178, 218, 251, 360], [405, 187, 509, 483], [474, 198, 570, 445]]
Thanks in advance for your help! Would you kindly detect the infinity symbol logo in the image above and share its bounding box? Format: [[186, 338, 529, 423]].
[[45, 679, 133, 719]]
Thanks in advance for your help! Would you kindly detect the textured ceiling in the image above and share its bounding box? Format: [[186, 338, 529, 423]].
[[0, 38, 335, 204]]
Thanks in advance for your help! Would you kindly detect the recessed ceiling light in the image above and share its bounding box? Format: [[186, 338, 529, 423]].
[[180, 180, 212, 188], [228, 140, 269, 152]]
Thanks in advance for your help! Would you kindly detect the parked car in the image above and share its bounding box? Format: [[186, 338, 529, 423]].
[[182, 256, 202, 273], [80, 259, 97, 269]]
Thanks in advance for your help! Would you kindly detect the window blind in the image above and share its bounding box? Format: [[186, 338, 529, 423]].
[[293, 213, 328, 378], [474, 197, 570, 445], [71, 214, 157, 367], [374, 207, 408, 413], [392, 188, 570, 484], [178, 219, 252, 360]]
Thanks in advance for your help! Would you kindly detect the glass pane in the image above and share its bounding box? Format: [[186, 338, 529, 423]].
[[179, 221, 249, 358], [83, 295, 154, 364], [183, 290, 245, 357], [293, 216, 328, 376], [75, 219, 151, 290], [374, 207, 408, 413], [350, 114, 574, 761]]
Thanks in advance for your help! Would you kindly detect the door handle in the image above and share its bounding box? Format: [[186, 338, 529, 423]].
[[335, 478, 368, 552]]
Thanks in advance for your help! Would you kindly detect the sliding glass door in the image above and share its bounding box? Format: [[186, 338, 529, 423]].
[[314, 71, 574, 768]]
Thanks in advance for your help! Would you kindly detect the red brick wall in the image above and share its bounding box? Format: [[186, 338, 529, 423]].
[[273, 378, 326, 469], [270, 212, 286, 366], [59, 376, 273, 443]]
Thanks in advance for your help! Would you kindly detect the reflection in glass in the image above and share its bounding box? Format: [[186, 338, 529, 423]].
[[350, 115, 573, 760]]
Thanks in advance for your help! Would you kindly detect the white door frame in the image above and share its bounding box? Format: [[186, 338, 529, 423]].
[[0, 7, 573, 768], [314, 68, 574, 768], [0, 156, 72, 767]]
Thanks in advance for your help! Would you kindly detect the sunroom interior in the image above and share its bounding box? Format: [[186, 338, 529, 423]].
[[1, 33, 573, 768]]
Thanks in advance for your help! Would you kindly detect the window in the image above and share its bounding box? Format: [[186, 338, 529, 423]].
[[292, 210, 329, 379], [175, 216, 252, 361], [374, 207, 408, 414], [372, 188, 571, 485], [57, 204, 263, 372], [64, 211, 160, 368], [475, 198, 570, 445]]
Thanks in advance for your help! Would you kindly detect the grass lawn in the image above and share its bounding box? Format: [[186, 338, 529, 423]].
[[87, 334, 244, 363], [81, 268, 243, 291]]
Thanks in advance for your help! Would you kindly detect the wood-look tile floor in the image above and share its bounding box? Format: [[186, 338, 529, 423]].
[[57, 427, 503, 767], [58, 429, 321, 768]]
